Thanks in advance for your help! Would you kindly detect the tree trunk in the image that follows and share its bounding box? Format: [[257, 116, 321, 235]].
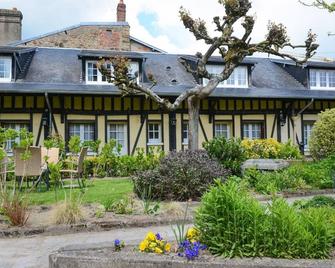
[[187, 96, 200, 151]]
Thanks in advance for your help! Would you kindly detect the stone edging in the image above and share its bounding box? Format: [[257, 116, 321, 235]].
[[0, 216, 193, 239], [256, 189, 335, 201], [49, 246, 335, 268]]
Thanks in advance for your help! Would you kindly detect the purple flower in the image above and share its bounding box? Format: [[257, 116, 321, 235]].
[[178, 239, 206, 261], [155, 233, 163, 241], [114, 239, 121, 247]]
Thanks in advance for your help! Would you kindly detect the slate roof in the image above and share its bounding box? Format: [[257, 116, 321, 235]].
[[0, 46, 335, 100]]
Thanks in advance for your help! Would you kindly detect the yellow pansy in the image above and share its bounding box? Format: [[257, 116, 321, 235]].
[[154, 247, 163, 254], [139, 240, 149, 251], [164, 243, 171, 252], [145, 232, 156, 242]]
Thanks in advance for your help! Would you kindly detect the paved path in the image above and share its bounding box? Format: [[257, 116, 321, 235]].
[[0, 225, 181, 268]]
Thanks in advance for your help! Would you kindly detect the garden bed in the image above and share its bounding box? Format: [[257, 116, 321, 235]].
[[49, 245, 335, 268], [0, 207, 193, 238]]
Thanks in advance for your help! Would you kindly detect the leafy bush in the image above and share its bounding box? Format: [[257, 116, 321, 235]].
[[294, 195, 335, 209], [241, 138, 301, 159], [243, 156, 335, 194], [104, 196, 134, 214], [309, 108, 335, 159], [203, 137, 246, 175], [196, 181, 334, 259], [133, 150, 230, 201]]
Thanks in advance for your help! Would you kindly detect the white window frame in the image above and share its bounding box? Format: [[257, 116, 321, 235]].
[[85, 60, 140, 84], [107, 122, 128, 155], [243, 122, 264, 140], [68, 122, 95, 142], [147, 122, 162, 145], [309, 69, 335, 90], [0, 57, 12, 83], [182, 121, 188, 145], [303, 122, 314, 151], [214, 122, 231, 139], [203, 65, 248, 88]]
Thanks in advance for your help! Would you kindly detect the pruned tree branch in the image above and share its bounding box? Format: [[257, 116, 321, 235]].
[[299, 0, 335, 12]]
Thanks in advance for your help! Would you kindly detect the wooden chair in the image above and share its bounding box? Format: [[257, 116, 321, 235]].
[[14, 147, 43, 190], [60, 147, 87, 189]]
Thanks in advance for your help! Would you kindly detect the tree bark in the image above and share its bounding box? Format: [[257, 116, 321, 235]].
[[188, 96, 200, 151]]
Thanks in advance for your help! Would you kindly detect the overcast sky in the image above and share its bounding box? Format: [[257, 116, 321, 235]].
[[2, 0, 335, 60]]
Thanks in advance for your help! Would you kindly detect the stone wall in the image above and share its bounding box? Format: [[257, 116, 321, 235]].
[[22, 25, 131, 51]]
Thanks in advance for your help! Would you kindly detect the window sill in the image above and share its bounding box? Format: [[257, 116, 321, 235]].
[[147, 143, 163, 146]]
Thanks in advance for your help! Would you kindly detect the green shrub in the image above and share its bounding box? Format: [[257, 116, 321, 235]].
[[196, 181, 335, 259], [104, 197, 134, 214], [133, 150, 230, 201], [294, 195, 335, 209], [203, 137, 246, 175], [243, 156, 335, 194], [309, 108, 335, 159]]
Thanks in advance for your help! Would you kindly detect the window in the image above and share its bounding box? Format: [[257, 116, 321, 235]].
[[86, 60, 139, 84], [182, 122, 188, 145], [108, 123, 128, 155], [243, 122, 264, 139], [68, 123, 95, 142], [0, 57, 12, 82], [203, 65, 248, 88], [303, 122, 314, 151], [214, 123, 231, 138], [2, 122, 30, 151], [309, 69, 335, 89], [148, 122, 162, 145]]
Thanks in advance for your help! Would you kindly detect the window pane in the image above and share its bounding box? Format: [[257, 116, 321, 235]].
[[87, 62, 98, 82], [303, 123, 314, 150], [329, 71, 335, 87], [215, 123, 230, 138], [148, 123, 161, 143], [310, 70, 317, 87], [243, 123, 262, 139], [320, 71, 327, 87], [101, 63, 112, 82], [182, 122, 188, 144], [0, 58, 11, 80]]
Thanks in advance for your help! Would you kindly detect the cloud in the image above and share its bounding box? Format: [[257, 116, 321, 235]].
[[1, 0, 335, 59]]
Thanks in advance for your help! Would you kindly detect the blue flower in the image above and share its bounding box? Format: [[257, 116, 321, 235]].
[[155, 233, 163, 241], [114, 239, 121, 247]]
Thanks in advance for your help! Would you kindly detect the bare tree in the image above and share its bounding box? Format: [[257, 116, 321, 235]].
[[99, 0, 318, 151], [299, 0, 335, 12]]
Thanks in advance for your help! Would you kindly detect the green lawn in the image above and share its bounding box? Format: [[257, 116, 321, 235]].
[[26, 178, 133, 206]]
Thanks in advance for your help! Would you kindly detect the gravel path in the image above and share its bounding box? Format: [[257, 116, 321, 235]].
[[0, 224, 184, 268]]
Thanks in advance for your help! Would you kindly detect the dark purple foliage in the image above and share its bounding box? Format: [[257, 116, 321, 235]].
[[132, 150, 230, 201]]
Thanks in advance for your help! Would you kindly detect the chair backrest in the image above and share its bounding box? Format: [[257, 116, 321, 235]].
[[14, 147, 42, 176], [41, 147, 60, 165], [77, 147, 87, 174]]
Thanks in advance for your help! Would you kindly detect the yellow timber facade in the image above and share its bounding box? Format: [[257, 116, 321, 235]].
[[1, 94, 332, 154]]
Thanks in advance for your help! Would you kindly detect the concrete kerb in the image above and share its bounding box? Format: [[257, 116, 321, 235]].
[[49, 244, 335, 268]]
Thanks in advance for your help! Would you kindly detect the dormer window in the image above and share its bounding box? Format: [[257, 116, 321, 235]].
[[203, 65, 248, 88], [0, 57, 12, 82], [309, 69, 335, 89], [85, 60, 139, 84]]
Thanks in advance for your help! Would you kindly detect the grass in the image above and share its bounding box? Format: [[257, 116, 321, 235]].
[[24, 178, 133, 206]]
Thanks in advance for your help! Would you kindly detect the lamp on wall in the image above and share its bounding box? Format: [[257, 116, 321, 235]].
[[279, 110, 287, 127]]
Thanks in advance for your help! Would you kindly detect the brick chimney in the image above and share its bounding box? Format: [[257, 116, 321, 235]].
[[0, 8, 23, 45], [117, 0, 126, 22]]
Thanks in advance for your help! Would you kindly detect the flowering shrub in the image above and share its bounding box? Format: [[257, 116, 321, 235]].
[[242, 138, 301, 159], [139, 232, 171, 254], [114, 239, 125, 252]]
